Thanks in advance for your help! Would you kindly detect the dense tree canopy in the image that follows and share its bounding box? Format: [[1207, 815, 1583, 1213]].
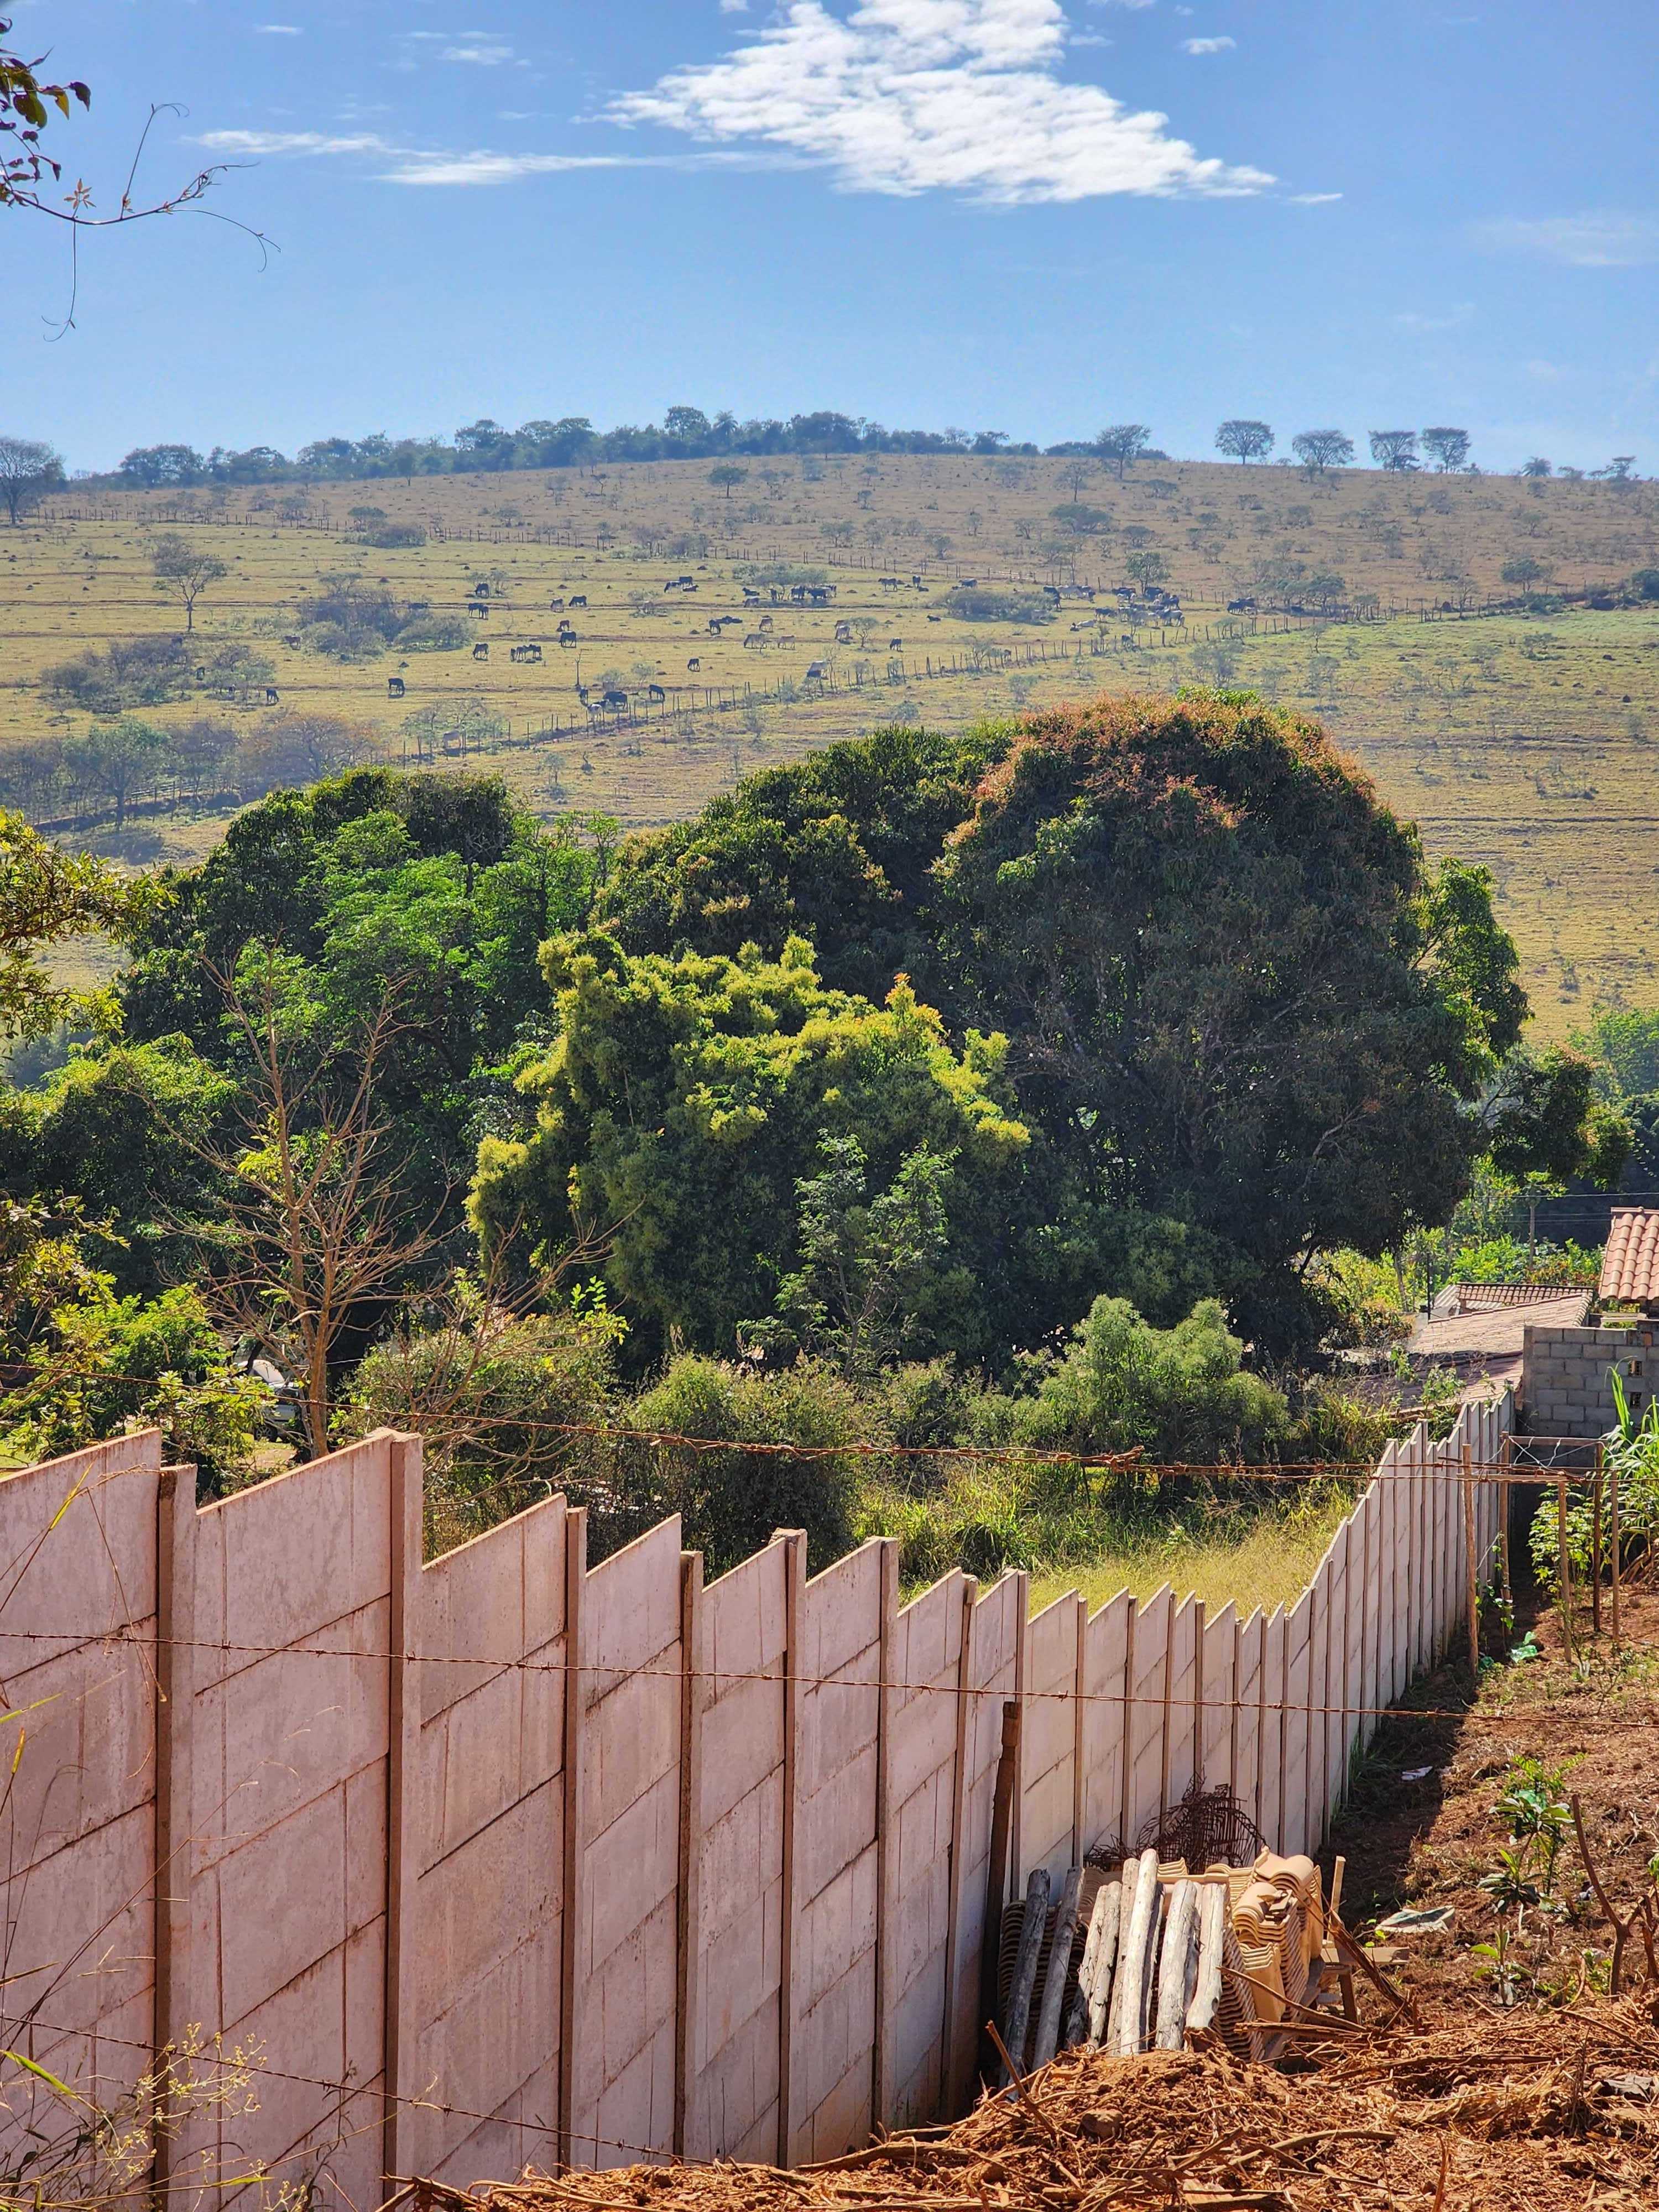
[[471, 933, 1031, 1361], [591, 697, 1548, 1350]]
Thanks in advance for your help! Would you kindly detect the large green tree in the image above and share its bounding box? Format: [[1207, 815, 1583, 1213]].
[[470, 933, 1031, 1361], [931, 693, 1527, 1344]]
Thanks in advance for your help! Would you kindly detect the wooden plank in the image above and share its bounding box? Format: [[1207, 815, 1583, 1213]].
[[999, 1867, 1051, 2080], [1064, 1874, 1119, 2050], [1110, 1849, 1160, 2057], [1153, 1879, 1198, 2051], [1186, 1882, 1227, 2037], [978, 1698, 1021, 2073], [1029, 1863, 1081, 2069]]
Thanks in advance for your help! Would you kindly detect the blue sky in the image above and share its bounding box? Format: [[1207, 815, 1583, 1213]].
[[8, 0, 1657, 473]]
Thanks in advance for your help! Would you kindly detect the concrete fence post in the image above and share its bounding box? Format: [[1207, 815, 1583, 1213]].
[[153, 1463, 197, 2197], [674, 1551, 705, 2161], [558, 1505, 588, 2169], [940, 1573, 979, 2105], [870, 1535, 900, 2133], [382, 1433, 423, 2194], [776, 1528, 808, 2164]]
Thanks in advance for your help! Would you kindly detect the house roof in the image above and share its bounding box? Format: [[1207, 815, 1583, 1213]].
[[1599, 1209, 1659, 1309]]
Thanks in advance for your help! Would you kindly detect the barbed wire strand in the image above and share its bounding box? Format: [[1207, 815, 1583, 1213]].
[[1, 1618, 1648, 1732]]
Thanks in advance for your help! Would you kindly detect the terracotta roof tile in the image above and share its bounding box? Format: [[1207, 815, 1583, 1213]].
[[1600, 1208, 1659, 1307]]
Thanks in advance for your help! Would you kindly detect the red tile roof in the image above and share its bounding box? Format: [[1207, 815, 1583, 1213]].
[[1600, 1209, 1659, 1308]]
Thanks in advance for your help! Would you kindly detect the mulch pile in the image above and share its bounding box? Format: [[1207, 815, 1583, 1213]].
[[416, 1994, 1659, 2212]]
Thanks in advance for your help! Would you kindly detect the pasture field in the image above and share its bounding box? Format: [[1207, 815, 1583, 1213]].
[[3, 451, 1657, 1032]]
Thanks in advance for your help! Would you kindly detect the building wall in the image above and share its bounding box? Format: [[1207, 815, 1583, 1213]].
[[1522, 1320, 1656, 1437]]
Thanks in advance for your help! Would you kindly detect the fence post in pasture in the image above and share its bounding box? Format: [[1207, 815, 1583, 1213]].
[[153, 1462, 198, 2199], [1556, 1482, 1575, 1661], [557, 1505, 589, 2171], [382, 1434, 424, 2194], [870, 1535, 900, 2133], [1461, 1442, 1480, 1691], [673, 1550, 706, 2159], [1498, 1433, 1512, 1605], [1591, 1446, 1604, 1635]]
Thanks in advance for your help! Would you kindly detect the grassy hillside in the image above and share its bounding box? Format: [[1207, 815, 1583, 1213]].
[[3, 452, 1657, 1032]]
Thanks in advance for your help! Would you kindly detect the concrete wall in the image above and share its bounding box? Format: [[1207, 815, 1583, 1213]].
[[0, 1396, 1509, 2200], [1523, 1319, 1656, 1437]]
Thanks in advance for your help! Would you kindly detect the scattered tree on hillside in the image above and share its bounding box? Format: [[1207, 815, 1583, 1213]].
[[62, 715, 171, 829], [1125, 550, 1171, 590], [1058, 457, 1097, 503], [708, 463, 748, 500], [1520, 456, 1552, 478], [1595, 455, 1638, 484], [1215, 419, 1274, 465], [1370, 430, 1420, 472], [1422, 427, 1472, 473], [1290, 430, 1354, 475], [1095, 424, 1151, 480], [0, 434, 62, 523], [150, 533, 228, 632], [1501, 555, 1550, 587]]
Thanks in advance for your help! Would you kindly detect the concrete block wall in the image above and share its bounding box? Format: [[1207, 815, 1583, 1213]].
[[1523, 1321, 1656, 1437], [1, 1394, 1509, 2201]]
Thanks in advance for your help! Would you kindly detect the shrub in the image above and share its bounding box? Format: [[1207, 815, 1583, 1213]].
[[995, 1296, 1293, 1465], [618, 1354, 863, 1575], [394, 614, 471, 651], [4, 1282, 264, 1490], [365, 523, 427, 549], [942, 585, 1055, 624], [340, 1301, 622, 1554]]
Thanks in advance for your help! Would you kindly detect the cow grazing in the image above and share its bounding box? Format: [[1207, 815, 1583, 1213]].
[[387, 676, 405, 698], [889, 637, 903, 650], [687, 657, 702, 670], [568, 594, 588, 607], [601, 687, 628, 708], [647, 684, 666, 703], [805, 662, 827, 680], [834, 621, 853, 643], [473, 642, 490, 661]]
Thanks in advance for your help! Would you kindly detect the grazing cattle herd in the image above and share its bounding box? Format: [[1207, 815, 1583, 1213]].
[[362, 556, 1199, 731]]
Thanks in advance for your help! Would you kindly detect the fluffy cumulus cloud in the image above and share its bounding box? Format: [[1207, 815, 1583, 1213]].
[[1180, 35, 1234, 53], [1471, 212, 1659, 268], [610, 0, 1272, 202]]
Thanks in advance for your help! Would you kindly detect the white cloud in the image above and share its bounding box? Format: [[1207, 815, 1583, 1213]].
[[1180, 34, 1234, 51], [1287, 190, 1340, 204], [199, 129, 398, 156], [254, 22, 302, 32], [609, 0, 1272, 203], [1471, 212, 1659, 267], [441, 40, 514, 65], [195, 127, 784, 187], [720, 0, 750, 11]]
